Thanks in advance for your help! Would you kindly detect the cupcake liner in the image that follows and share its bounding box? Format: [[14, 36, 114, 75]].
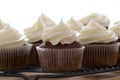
[[82, 42, 119, 68], [118, 42, 120, 63], [0, 43, 32, 70], [29, 41, 42, 66], [36, 46, 85, 72]]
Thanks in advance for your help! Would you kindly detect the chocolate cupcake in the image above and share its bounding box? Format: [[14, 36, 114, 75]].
[[109, 21, 120, 62], [36, 20, 85, 72], [79, 20, 119, 68], [79, 13, 110, 28], [0, 20, 32, 70], [24, 13, 55, 65]]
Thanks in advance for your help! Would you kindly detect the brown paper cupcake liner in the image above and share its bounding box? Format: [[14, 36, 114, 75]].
[[36, 46, 85, 72], [0, 43, 32, 70], [118, 42, 120, 63], [82, 42, 119, 68]]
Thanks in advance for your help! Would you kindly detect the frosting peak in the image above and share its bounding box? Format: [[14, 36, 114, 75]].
[[24, 18, 46, 42], [42, 20, 79, 45], [79, 13, 110, 27], [79, 20, 118, 44], [67, 18, 83, 32], [24, 13, 55, 42], [40, 13, 55, 27]]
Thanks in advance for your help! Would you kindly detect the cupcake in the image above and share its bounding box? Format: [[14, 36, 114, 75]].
[[67, 17, 84, 32], [0, 20, 31, 70], [79, 13, 110, 28], [36, 20, 85, 72], [24, 13, 55, 65], [109, 21, 120, 63], [79, 20, 119, 68]]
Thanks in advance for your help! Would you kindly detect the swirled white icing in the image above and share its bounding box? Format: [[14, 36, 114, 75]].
[[42, 20, 79, 45], [0, 20, 24, 46], [79, 20, 117, 44], [79, 13, 110, 27], [109, 21, 120, 39], [24, 18, 46, 42], [40, 13, 55, 27], [67, 17, 83, 32]]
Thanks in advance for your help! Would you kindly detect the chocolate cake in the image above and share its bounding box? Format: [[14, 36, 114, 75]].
[[40, 42, 82, 48], [29, 40, 42, 65]]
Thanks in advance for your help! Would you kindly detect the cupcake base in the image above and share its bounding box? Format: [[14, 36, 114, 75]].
[[82, 42, 119, 68], [36, 42, 84, 72], [0, 44, 32, 70]]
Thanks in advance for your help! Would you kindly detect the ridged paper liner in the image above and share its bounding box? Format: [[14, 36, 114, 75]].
[[118, 41, 120, 63], [36, 46, 85, 72], [29, 42, 42, 65], [0, 44, 32, 70], [82, 42, 119, 68]]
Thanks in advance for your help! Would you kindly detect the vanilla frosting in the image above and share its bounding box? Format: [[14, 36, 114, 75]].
[[79, 20, 118, 44], [24, 18, 46, 42], [0, 20, 24, 46], [79, 13, 110, 27], [24, 13, 55, 42], [109, 21, 120, 39], [42, 20, 79, 45], [40, 13, 55, 27], [67, 18, 83, 32]]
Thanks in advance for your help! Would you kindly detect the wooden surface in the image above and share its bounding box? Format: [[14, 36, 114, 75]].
[[1, 71, 120, 80]]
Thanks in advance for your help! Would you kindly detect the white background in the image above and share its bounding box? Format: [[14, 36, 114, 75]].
[[0, 0, 120, 33]]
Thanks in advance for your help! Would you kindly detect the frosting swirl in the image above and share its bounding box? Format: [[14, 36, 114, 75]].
[[79, 20, 118, 44], [79, 13, 110, 27], [42, 20, 79, 45], [67, 18, 83, 32], [40, 13, 55, 27], [24, 13, 55, 42], [109, 21, 120, 39], [24, 18, 46, 42], [0, 20, 24, 46]]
